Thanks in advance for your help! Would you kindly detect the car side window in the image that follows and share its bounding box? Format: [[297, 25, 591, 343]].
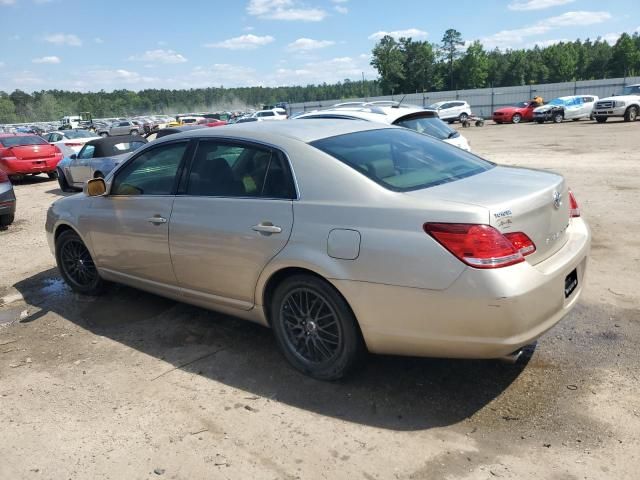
[[582, 97, 593, 103], [186, 140, 295, 199], [111, 142, 187, 196], [78, 145, 95, 159]]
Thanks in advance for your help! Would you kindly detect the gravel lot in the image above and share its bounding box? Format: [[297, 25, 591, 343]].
[[1, 120, 639, 479]]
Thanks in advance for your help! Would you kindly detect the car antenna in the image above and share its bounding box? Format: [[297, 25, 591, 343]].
[[394, 95, 407, 109]]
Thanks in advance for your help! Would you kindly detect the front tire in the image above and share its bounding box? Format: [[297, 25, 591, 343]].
[[624, 106, 638, 122], [130, 129, 139, 136], [47, 171, 58, 180], [553, 112, 563, 123], [459, 112, 469, 123], [55, 230, 105, 295], [100, 132, 109, 138], [595, 116, 608, 123], [270, 274, 365, 380]]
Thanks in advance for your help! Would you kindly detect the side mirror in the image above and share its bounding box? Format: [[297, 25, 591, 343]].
[[70, 154, 77, 160], [85, 178, 106, 197]]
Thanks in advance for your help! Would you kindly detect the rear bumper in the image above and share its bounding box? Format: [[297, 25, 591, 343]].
[[0, 185, 16, 216], [333, 218, 590, 359], [0, 156, 62, 175]]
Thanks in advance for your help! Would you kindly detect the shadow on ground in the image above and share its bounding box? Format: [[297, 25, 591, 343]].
[[12, 268, 530, 431]]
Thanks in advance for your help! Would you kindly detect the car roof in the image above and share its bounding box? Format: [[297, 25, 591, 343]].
[[172, 119, 392, 144], [296, 104, 437, 124], [0, 133, 37, 138]]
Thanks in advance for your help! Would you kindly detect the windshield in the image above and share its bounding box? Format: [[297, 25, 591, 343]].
[[0, 135, 48, 147], [549, 98, 568, 106], [511, 102, 529, 108], [621, 85, 640, 95], [65, 130, 95, 139], [311, 128, 493, 192], [394, 114, 458, 140], [427, 102, 445, 109]]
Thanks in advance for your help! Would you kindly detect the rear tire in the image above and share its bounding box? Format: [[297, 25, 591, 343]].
[[0, 214, 14, 227], [595, 116, 608, 123], [624, 106, 638, 122], [459, 112, 469, 123], [130, 129, 139, 136], [270, 274, 365, 381], [47, 171, 58, 180], [55, 230, 105, 295], [100, 132, 109, 138], [511, 113, 522, 124]]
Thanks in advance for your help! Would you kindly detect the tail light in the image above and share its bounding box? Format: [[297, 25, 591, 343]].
[[64, 142, 82, 147], [568, 190, 580, 217], [424, 223, 536, 269]]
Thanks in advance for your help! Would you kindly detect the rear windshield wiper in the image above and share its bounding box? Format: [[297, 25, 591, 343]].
[[447, 131, 459, 139]]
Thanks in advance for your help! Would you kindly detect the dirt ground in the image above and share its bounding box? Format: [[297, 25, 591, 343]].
[[1, 119, 639, 480]]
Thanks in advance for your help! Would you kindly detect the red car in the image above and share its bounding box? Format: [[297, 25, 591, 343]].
[[0, 134, 63, 179], [205, 120, 228, 127], [492, 101, 538, 124]]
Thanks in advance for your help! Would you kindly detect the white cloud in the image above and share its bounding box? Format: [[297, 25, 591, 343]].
[[78, 69, 158, 88], [94, 37, 104, 44], [334, 5, 348, 14], [32, 55, 61, 64], [526, 38, 569, 48], [287, 38, 335, 51], [44, 33, 82, 46], [599, 32, 622, 45], [129, 49, 187, 64], [0, 62, 5, 67], [481, 11, 612, 49], [0, 0, 16, 5], [243, 26, 255, 31], [247, 0, 327, 22], [204, 34, 275, 50], [368, 28, 428, 41], [508, 0, 575, 11]]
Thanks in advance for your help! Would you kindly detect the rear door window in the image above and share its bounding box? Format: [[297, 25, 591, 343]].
[[394, 113, 457, 140], [312, 128, 493, 192], [185, 140, 295, 199]]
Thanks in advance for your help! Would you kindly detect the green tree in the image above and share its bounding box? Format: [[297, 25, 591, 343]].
[[400, 39, 437, 92], [440, 29, 464, 89], [458, 41, 489, 89], [610, 33, 640, 76], [0, 93, 18, 123], [371, 35, 406, 94]]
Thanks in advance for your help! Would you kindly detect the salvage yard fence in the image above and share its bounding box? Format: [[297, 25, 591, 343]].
[[288, 76, 640, 118]]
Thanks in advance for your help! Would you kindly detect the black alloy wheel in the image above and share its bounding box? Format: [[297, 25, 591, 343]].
[[55, 230, 104, 295], [271, 275, 364, 380]]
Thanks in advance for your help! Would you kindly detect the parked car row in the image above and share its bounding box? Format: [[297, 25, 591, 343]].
[[491, 85, 640, 125]]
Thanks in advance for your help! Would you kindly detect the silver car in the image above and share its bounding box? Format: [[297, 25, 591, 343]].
[[45, 121, 590, 380], [97, 120, 141, 137]]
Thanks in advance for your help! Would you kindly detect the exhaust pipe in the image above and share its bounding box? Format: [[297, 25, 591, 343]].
[[500, 349, 524, 364]]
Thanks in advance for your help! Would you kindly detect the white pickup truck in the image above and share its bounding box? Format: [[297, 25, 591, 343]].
[[593, 84, 640, 123]]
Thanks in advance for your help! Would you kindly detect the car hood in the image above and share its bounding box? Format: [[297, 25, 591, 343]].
[[597, 95, 640, 102], [533, 104, 557, 113]]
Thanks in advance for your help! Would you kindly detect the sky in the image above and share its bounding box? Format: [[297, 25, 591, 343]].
[[0, 0, 639, 92]]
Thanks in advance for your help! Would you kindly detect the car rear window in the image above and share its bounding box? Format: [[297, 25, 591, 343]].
[[311, 128, 494, 192], [394, 113, 458, 140], [0, 136, 48, 147], [65, 130, 95, 139]]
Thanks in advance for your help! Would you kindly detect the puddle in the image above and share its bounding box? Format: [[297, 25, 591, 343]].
[[39, 277, 69, 297]]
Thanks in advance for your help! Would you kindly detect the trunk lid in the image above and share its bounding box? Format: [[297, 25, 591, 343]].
[[406, 166, 570, 264], [9, 144, 59, 160]]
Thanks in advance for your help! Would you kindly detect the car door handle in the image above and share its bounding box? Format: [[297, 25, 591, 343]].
[[147, 216, 168, 225], [252, 223, 282, 234]]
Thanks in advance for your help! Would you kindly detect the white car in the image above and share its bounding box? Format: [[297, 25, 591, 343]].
[[45, 130, 101, 154], [533, 95, 598, 123], [251, 108, 288, 121], [592, 84, 640, 123], [428, 101, 472, 123], [294, 102, 471, 151]]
